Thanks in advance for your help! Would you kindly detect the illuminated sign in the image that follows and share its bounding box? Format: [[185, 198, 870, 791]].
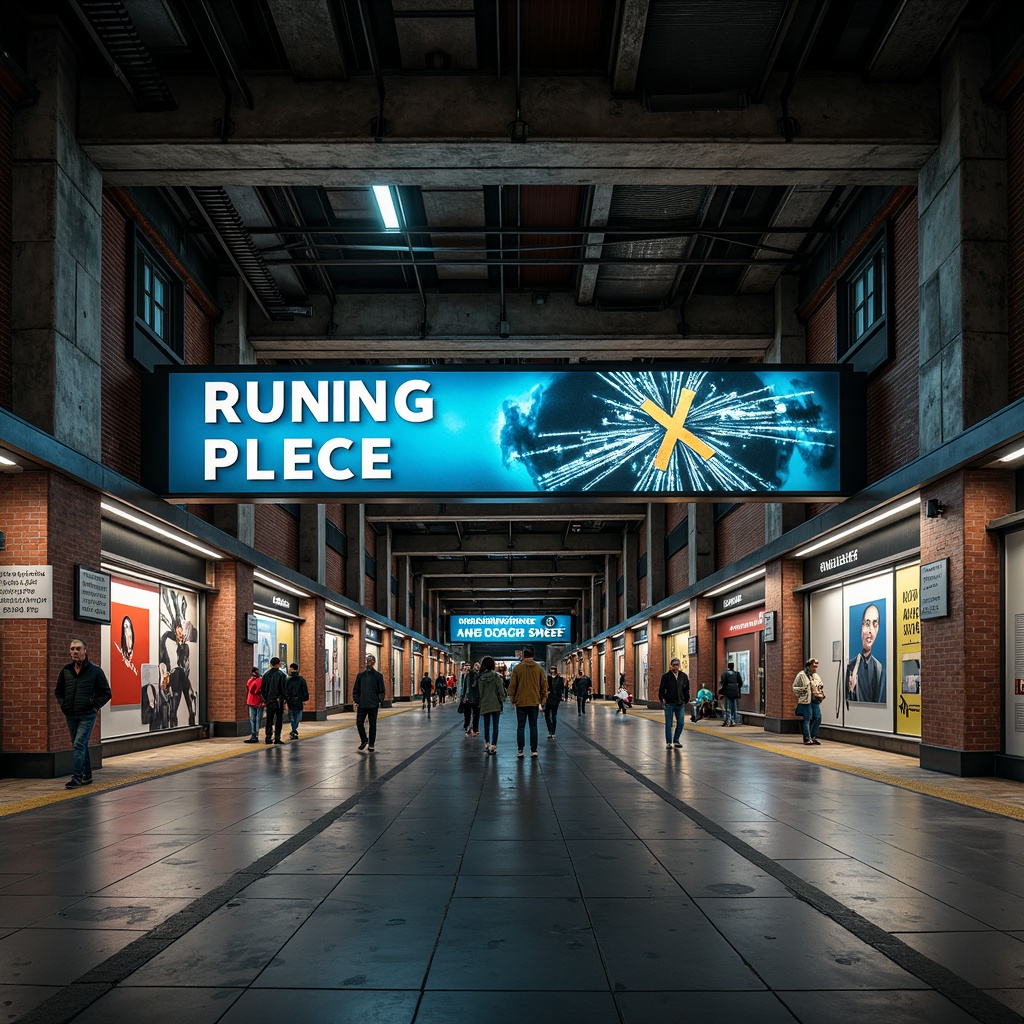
[[144, 365, 864, 499], [450, 614, 572, 642]]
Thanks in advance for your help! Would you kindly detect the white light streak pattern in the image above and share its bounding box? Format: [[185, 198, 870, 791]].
[[517, 371, 836, 493]]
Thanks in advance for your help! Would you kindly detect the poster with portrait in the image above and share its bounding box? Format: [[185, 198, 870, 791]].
[[109, 592, 154, 706], [846, 597, 887, 703], [157, 586, 200, 729], [257, 616, 277, 675]]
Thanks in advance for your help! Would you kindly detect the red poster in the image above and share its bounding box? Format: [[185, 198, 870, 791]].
[[110, 602, 150, 706]]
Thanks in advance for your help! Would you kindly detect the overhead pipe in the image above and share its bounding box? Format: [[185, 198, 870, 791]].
[[508, 0, 528, 141], [780, 0, 832, 142], [393, 188, 430, 339], [355, 0, 387, 141]]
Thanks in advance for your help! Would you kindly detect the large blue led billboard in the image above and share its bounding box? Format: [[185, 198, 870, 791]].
[[450, 614, 573, 642], [143, 364, 864, 500]]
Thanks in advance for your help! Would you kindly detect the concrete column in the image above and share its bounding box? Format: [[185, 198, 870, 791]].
[[298, 504, 326, 586], [212, 275, 257, 546], [397, 556, 411, 629], [603, 555, 613, 632], [622, 529, 639, 620], [763, 558, 804, 734], [12, 27, 103, 459], [918, 32, 1008, 452], [374, 526, 391, 619], [645, 502, 666, 609], [344, 504, 366, 605], [766, 275, 807, 543], [687, 503, 715, 586]]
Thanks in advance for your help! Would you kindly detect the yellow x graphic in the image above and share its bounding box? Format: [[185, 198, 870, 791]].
[[641, 389, 716, 471]]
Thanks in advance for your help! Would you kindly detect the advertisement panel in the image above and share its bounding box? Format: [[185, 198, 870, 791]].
[[450, 613, 572, 642], [145, 365, 864, 500], [895, 564, 921, 737]]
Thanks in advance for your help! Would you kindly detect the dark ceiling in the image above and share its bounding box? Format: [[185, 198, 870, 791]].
[[11, 0, 991, 625]]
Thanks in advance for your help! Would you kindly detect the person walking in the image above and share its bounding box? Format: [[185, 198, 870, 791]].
[[285, 662, 309, 739], [615, 680, 631, 713], [260, 657, 288, 744], [353, 653, 386, 751], [658, 657, 690, 749], [544, 665, 565, 739], [508, 646, 547, 758], [718, 662, 743, 727], [54, 639, 112, 788], [459, 661, 481, 735], [792, 657, 825, 745], [572, 672, 591, 716], [419, 672, 433, 716], [477, 656, 507, 755], [244, 666, 263, 742], [435, 669, 448, 705]]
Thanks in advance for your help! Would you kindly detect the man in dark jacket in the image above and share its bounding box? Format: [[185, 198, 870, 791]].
[[54, 638, 112, 788], [718, 662, 743, 727], [260, 657, 288, 744], [658, 657, 690, 749], [435, 669, 448, 705], [285, 662, 310, 740], [544, 666, 565, 739], [419, 673, 433, 715], [571, 673, 591, 715], [352, 653, 386, 751]]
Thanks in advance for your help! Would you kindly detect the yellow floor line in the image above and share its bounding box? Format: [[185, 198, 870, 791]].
[[0, 709, 413, 820], [628, 708, 1024, 822]]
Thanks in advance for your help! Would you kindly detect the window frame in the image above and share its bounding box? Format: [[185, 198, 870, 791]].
[[130, 225, 185, 370], [835, 224, 893, 376]]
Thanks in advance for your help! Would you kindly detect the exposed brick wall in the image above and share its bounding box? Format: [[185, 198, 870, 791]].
[[326, 546, 343, 592], [1010, 93, 1024, 402], [867, 196, 920, 480], [920, 470, 1012, 752], [299, 596, 325, 713], [666, 502, 688, 593], [364, 519, 377, 610], [254, 505, 299, 570], [0, 98, 11, 412], [206, 560, 253, 726], [184, 504, 214, 525], [805, 291, 836, 364], [764, 558, 804, 721], [715, 504, 764, 569], [101, 190, 217, 483], [100, 194, 139, 479], [0, 473, 102, 756]]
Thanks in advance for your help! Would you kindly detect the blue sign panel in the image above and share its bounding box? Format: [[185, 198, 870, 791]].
[[144, 364, 863, 499], [450, 614, 573, 642]]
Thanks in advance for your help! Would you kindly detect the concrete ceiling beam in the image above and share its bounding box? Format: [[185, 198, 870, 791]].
[[392, 533, 624, 555], [78, 73, 939, 186], [866, 0, 971, 82], [265, 0, 348, 80]]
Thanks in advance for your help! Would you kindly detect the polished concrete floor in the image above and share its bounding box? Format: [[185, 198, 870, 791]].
[[1, 702, 1023, 1024]]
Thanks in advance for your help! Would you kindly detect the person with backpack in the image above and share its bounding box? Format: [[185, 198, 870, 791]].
[[285, 662, 310, 739], [460, 661, 481, 735], [718, 662, 743, 727], [260, 657, 288, 744]]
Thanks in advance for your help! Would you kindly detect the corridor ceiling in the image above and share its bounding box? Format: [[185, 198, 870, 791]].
[[14, 0, 991, 620]]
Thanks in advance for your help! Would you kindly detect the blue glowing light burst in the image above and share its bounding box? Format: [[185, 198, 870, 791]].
[[527, 370, 837, 494]]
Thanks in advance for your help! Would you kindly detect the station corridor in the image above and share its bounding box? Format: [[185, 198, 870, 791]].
[[2, 704, 1023, 1024]]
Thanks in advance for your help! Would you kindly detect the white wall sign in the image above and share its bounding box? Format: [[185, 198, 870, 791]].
[[75, 564, 111, 624], [0, 565, 53, 618], [920, 559, 949, 619]]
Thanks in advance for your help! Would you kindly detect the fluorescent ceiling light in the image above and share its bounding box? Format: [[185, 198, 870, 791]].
[[794, 497, 921, 558], [326, 602, 356, 617], [657, 601, 690, 619], [365, 619, 387, 630], [0, 454, 16, 466], [372, 185, 399, 230], [706, 567, 765, 598], [999, 445, 1024, 463], [253, 570, 308, 598], [101, 502, 222, 559]]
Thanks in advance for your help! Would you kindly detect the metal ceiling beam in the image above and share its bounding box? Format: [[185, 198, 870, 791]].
[[392, 533, 624, 555], [246, 291, 774, 357], [265, 0, 348, 80], [416, 562, 604, 578], [367, 504, 646, 521], [78, 74, 939, 187], [866, 0, 971, 81], [611, 0, 650, 95]]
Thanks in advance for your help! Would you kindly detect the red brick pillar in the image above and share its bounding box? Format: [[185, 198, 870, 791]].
[[647, 628, 664, 706], [299, 596, 325, 720], [920, 470, 1013, 775], [765, 557, 804, 732], [207, 560, 254, 736], [692, 595, 715, 693], [0, 472, 102, 777]]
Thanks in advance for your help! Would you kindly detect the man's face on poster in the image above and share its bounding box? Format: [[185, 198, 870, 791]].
[[860, 605, 880, 656]]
